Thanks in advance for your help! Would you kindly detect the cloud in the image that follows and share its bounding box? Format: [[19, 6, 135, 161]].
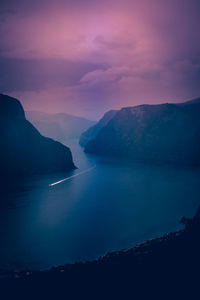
[[0, 57, 106, 92], [0, 0, 200, 118], [80, 67, 130, 86]]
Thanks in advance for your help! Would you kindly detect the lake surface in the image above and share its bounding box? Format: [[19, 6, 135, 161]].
[[0, 139, 200, 270]]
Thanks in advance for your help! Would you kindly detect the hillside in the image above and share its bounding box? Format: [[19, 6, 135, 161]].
[[85, 99, 200, 166], [0, 94, 76, 177], [79, 110, 118, 146], [1, 207, 200, 299]]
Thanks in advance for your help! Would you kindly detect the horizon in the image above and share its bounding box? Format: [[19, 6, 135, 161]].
[[2, 92, 200, 122], [25, 95, 200, 121]]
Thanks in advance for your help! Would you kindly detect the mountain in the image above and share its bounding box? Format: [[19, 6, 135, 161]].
[[79, 110, 118, 146], [26, 111, 95, 145], [1, 207, 200, 299], [180, 97, 200, 106], [0, 94, 75, 176], [85, 99, 200, 166]]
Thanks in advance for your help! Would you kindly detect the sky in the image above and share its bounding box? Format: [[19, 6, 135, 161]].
[[0, 0, 200, 119]]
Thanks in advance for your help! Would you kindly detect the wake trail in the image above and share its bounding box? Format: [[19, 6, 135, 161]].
[[49, 165, 96, 187]]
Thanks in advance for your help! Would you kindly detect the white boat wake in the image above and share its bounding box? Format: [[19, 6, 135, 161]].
[[49, 165, 96, 187]]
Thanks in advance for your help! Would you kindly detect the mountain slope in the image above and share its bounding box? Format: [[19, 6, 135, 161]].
[[79, 110, 118, 146], [26, 111, 95, 145], [0, 94, 75, 176], [85, 99, 200, 165], [1, 207, 200, 299]]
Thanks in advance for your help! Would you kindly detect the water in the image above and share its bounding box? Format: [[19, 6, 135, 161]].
[[0, 139, 199, 270]]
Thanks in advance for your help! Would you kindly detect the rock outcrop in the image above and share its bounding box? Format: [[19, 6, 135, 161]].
[[0, 94, 76, 176], [85, 99, 200, 166]]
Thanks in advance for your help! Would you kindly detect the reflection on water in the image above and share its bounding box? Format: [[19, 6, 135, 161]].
[[49, 165, 96, 186], [0, 139, 200, 270]]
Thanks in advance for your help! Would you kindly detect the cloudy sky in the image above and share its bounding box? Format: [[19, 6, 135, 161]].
[[0, 0, 200, 119]]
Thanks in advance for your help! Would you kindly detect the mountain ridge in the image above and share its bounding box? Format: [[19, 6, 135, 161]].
[[79, 109, 118, 146], [26, 110, 95, 145], [84, 98, 200, 165]]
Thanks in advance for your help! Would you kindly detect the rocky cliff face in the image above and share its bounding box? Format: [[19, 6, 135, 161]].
[[85, 99, 200, 165], [0, 94, 76, 176], [79, 110, 118, 146]]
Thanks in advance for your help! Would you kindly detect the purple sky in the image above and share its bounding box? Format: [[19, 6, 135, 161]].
[[0, 0, 200, 119]]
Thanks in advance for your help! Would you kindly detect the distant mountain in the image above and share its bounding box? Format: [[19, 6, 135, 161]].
[[179, 97, 200, 106], [85, 99, 200, 166], [26, 111, 95, 145], [79, 110, 118, 146], [0, 94, 76, 176]]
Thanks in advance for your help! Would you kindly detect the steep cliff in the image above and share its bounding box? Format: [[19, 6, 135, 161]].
[[79, 110, 118, 146], [0, 94, 76, 176], [85, 99, 200, 165]]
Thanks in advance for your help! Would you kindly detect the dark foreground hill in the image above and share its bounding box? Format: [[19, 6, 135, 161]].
[[85, 99, 200, 166], [0, 94, 75, 176], [26, 110, 95, 145], [1, 207, 200, 299], [79, 109, 118, 146]]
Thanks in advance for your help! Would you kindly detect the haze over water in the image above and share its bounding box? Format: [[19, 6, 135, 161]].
[[0, 139, 199, 270]]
